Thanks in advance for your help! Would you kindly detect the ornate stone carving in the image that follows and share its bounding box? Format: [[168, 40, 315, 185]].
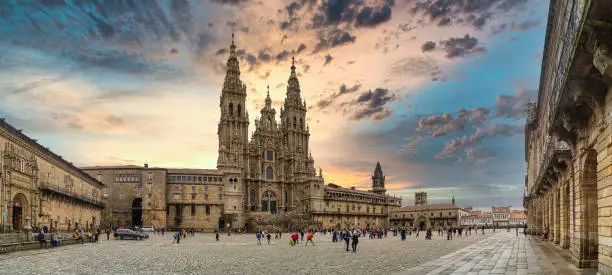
[[594, 44, 612, 76]]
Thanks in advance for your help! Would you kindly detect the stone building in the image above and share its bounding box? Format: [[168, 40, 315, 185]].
[[80, 165, 168, 230], [79, 35, 401, 232], [492, 206, 511, 227], [509, 210, 527, 226], [309, 162, 401, 229], [0, 119, 104, 232], [390, 192, 468, 229], [523, 0, 612, 273], [460, 210, 493, 227]]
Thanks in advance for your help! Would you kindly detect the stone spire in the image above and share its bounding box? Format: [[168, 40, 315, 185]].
[[372, 161, 386, 195], [374, 162, 383, 178], [286, 56, 301, 104], [222, 32, 244, 95], [265, 85, 272, 107]]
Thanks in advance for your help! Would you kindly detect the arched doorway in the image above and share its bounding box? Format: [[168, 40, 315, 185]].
[[12, 195, 26, 231], [416, 215, 427, 230], [132, 198, 143, 228]]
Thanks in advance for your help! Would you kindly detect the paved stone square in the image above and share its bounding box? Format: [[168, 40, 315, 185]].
[[399, 232, 595, 275], [0, 231, 588, 275]]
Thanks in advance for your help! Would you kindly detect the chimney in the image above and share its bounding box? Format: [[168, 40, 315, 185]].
[[144, 163, 148, 168]]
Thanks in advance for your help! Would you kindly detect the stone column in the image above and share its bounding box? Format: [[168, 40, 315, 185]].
[[535, 195, 543, 235], [555, 186, 561, 244], [549, 191, 553, 241], [560, 182, 570, 249]]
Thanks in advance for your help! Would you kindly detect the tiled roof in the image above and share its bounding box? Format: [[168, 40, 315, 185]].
[[325, 184, 399, 199], [394, 203, 458, 212], [492, 206, 511, 213], [510, 212, 527, 219], [81, 165, 150, 170], [166, 168, 222, 175]]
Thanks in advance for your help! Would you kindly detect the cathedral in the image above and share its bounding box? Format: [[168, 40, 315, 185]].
[[76, 35, 401, 232], [214, 34, 324, 229]]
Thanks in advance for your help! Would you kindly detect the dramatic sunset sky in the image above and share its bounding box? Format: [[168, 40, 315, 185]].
[[0, 0, 547, 208]]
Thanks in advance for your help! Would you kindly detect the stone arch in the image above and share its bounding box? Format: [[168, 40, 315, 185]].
[[414, 215, 428, 230], [576, 148, 598, 268], [237, 104, 242, 117], [293, 116, 296, 128], [132, 198, 143, 228], [11, 193, 29, 231], [229, 103, 234, 116]]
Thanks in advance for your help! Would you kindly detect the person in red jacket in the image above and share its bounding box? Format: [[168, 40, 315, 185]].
[[291, 233, 298, 246]]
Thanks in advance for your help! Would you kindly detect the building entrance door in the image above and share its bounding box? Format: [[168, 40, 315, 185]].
[[12, 198, 23, 230], [218, 217, 225, 231], [132, 198, 143, 228]]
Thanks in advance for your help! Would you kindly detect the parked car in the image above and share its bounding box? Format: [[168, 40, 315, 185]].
[[114, 229, 149, 240], [141, 226, 155, 232]]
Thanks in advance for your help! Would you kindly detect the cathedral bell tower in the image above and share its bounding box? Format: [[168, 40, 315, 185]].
[[371, 162, 386, 195], [217, 33, 249, 170], [280, 57, 310, 180]]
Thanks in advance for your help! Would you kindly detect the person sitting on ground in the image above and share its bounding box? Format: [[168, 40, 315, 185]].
[[53, 233, 62, 247]]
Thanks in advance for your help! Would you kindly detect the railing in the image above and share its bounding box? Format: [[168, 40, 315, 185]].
[[547, 0, 588, 125], [531, 136, 571, 195], [39, 182, 105, 208]]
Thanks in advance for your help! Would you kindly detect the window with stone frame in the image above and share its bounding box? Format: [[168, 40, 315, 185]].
[[266, 150, 274, 161], [206, 205, 211, 216], [191, 205, 196, 216], [266, 166, 273, 180]]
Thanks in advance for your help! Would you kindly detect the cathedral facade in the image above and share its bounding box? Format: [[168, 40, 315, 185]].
[[82, 36, 400, 232], [214, 36, 323, 230]]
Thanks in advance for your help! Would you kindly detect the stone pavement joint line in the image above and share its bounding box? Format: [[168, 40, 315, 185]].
[[396, 232, 589, 275]]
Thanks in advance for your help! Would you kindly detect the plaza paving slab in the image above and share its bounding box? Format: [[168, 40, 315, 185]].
[[0, 231, 591, 275], [397, 231, 597, 275]]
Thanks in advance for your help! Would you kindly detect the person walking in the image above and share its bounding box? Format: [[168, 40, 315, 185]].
[[351, 232, 359, 252], [266, 232, 272, 244], [291, 232, 298, 246], [216, 230, 220, 241], [305, 232, 315, 246], [256, 232, 262, 245], [343, 231, 351, 252], [106, 229, 110, 240]]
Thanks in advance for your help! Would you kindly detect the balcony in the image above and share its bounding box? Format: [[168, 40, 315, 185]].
[[39, 182, 105, 208], [530, 137, 571, 196]]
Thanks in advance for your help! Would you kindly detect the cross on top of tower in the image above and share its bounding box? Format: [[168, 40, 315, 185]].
[[231, 32, 235, 46]]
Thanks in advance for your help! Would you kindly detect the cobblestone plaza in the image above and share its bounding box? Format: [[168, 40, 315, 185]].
[[0, 231, 591, 275]]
